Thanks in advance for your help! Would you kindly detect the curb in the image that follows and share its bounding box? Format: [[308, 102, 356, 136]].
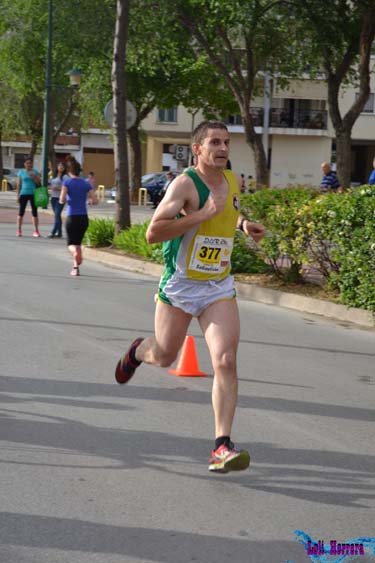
[[84, 247, 375, 330]]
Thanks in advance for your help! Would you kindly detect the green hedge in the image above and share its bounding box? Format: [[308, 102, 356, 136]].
[[240, 187, 318, 282], [83, 217, 115, 248], [296, 186, 375, 310], [242, 185, 375, 311], [84, 186, 375, 312]]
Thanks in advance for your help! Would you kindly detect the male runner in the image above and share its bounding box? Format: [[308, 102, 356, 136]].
[[115, 121, 265, 473]]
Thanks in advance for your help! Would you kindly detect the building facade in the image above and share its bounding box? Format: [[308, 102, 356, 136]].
[[2, 61, 375, 188]]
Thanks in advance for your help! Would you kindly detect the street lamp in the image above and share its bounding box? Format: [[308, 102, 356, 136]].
[[66, 69, 82, 88], [41, 1, 83, 187]]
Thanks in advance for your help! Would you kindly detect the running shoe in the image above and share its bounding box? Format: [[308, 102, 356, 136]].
[[32, 231, 41, 238], [16, 230, 22, 237], [70, 266, 80, 276], [208, 442, 250, 473], [115, 338, 144, 384]]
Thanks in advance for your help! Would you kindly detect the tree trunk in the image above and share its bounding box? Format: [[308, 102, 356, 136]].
[[324, 3, 375, 190], [0, 127, 3, 186], [30, 136, 38, 161], [127, 123, 142, 199], [335, 127, 352, 189], [243, 115, 269, 187], [112, 0, 130, 233]]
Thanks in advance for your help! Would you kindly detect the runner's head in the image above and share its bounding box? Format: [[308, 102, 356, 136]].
[[192, 121, 228, 145], [192, 121, 230, 170]]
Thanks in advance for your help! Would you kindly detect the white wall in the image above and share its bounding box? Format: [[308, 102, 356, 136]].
[[227, 135, 255, 178], [270, 135, 332, 187]]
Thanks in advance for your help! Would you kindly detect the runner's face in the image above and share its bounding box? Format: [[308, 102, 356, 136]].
[[194, 128, 230, 169]]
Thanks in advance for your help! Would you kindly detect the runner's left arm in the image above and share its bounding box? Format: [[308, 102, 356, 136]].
[[235, 175, 266, 243]]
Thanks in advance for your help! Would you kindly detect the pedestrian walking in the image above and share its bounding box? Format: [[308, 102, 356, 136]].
[[86, 171, 96, 190], [367, 157, 375, 185], [115, 120, 265, 473], [47, 161, 66, 238], [59, 156, 98, 276], [15, 156, 42, 237]]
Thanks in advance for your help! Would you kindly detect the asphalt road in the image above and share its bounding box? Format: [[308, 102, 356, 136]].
[[0, 218, 374, 563]]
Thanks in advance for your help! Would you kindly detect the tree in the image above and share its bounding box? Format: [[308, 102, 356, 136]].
[[153, 0, 299, 186], [293, 0, 375, 188], [0, 0, 117, 165], [0, 0, 48, 158], [112, 0, 130, 232], [0, 81, 23, 185], [78, 0, 239, 198]]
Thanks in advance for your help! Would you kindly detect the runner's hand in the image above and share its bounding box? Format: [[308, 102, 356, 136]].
[[244, 221, 265, 243], [201, 192, 227, 219]]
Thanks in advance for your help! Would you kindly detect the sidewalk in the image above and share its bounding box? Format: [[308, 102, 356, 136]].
[[1, 193, 373, 329], [83, 247, 375, 330], [0, 191, 154, 223]]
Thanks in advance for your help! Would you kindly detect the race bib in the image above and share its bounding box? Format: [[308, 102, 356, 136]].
[[189, 235, 233, 274]]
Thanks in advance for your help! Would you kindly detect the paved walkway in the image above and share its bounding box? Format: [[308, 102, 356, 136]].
[[0, 191, 153, 225], [1, 193, 373, 329]]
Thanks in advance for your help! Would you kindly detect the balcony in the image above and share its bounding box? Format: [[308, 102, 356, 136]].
[[55, 133, 80, 146], [226, 107, 327, 131], [226, 108, 264, 128], [270, 108, 327, 130]]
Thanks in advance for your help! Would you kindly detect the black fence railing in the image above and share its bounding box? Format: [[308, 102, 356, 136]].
[[226, 108, 327, 130], [270, 108, 327, 129], [226, 108, 264, 127]]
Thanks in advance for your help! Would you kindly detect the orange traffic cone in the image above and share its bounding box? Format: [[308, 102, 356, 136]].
[[169, 335, 207, 377]]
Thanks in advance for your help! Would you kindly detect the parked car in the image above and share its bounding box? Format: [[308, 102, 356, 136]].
[[2, 168, 19, 190], [110, 171, 180, 202], [143, 171, 179, 206]]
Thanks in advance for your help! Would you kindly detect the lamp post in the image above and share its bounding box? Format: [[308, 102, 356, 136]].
[[41, 0, 53, 188], [41, 0, 82, 188]]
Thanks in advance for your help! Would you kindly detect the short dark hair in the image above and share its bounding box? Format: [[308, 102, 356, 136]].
[[192, 121, 228, 145]]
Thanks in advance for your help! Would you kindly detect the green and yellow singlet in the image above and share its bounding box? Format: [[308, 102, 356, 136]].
[[159, 168, 240, 297]]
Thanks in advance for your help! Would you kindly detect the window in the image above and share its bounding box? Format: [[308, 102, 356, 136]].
[[356, 92, 374, 113], [226, 115, 243, 126], [362, 93, 374, 113], [158, 108, 177, 123]]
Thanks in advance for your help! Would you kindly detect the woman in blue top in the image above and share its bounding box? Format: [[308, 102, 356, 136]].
[[368, 157, 375, 185], [16, 156, 41, 237], [59, 156, 98, 276]]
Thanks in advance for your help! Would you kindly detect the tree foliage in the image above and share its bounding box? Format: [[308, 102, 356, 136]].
[[291, 0, 375, 188]]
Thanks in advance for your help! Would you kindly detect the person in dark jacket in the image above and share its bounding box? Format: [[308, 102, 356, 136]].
[[320, 162, 341, 192]]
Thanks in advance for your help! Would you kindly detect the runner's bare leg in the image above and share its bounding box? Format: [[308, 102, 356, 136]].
[[136, 300, 192, 367], [198, 299, 240, 438]]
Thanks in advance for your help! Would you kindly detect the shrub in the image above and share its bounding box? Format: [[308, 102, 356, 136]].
[[83, 218, 115, 247], [326, 186, 375, 310], [294, 186, 375, 310], [241, 187, 318, 282], [231, 231, 271, 274], [113, 220, 163, 263]]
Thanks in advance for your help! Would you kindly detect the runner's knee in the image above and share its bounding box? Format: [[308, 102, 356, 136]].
[[158, 352, 178, 368], [212, 350, 237, 374]]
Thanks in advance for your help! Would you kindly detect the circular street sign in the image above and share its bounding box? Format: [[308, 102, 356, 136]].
[[103, 99, 137, 129]]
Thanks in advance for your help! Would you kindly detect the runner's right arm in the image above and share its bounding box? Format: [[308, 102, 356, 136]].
[[146, 174, 223, 244]]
